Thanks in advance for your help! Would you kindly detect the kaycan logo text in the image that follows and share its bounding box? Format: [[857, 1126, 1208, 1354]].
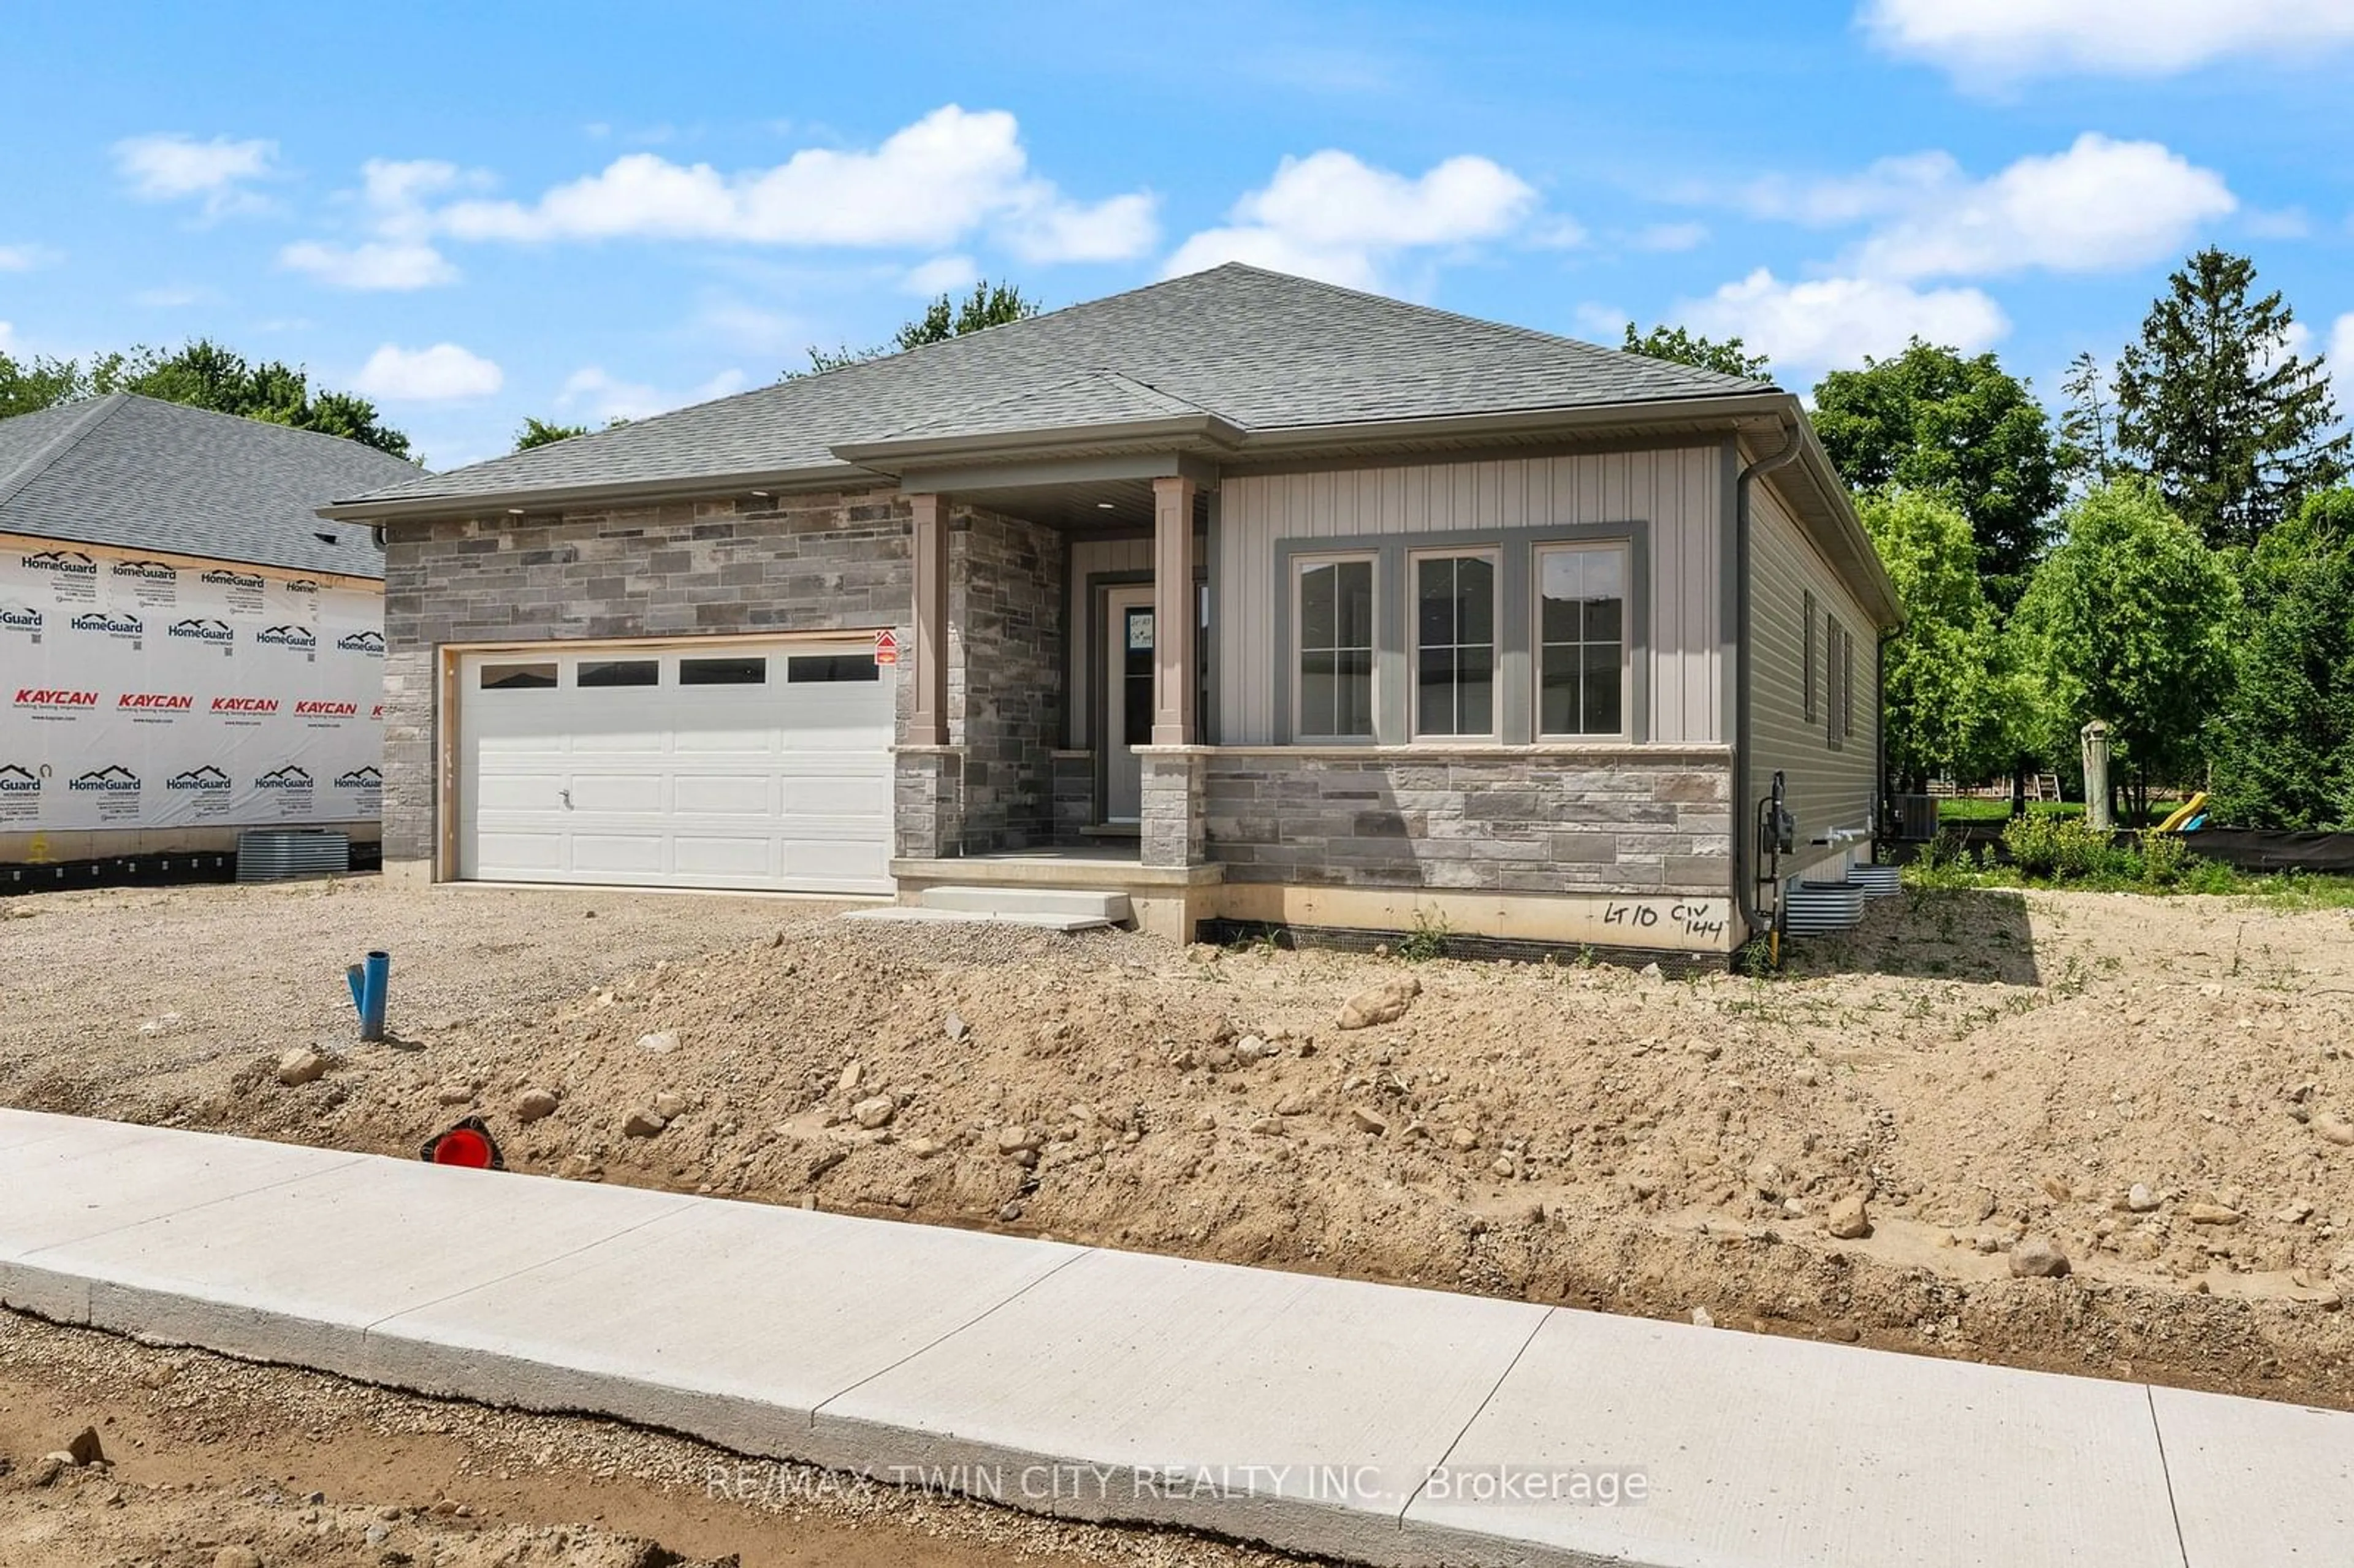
[[69, 609, 143, 637], [118, 692, 194, 711], [0, 764, 39, 795], [0, 603, 41, 632], [294, 699, 357, 717], [20, 549, 97, 576], [200, 568, 265, 592], [166, 765, 231, 793], [210, 696, 279, 714], [255, 764, 314, 790], [337, 629, 386, 655], [168, 617, 234, 644], [257, 624, 318, 649], [110, 559, 177, 583], [69, 765, 140, 793], [13, 688, 97, 709], [335, 766, 383, 790]]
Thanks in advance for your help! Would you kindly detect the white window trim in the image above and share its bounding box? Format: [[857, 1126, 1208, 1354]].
[[1292, 551, 1380, 744], [1407, 546, 1502, 743], [1532, 540, 1634, 742]]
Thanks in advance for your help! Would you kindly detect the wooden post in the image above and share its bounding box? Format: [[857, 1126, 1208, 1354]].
[[1150, 474, 1197, 746], [907, 492, 948, 746]]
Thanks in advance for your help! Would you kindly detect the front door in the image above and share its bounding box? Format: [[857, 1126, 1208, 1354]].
[[1102, 585, 1156, 823]]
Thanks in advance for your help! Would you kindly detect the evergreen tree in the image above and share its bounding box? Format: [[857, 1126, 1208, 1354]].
[[2207, 489, 2354, 828], [2114, 247, 2350, 549]]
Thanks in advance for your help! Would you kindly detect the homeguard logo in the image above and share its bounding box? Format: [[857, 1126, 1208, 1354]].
[[0, 764, 39, 796], [69, 609, 143, 637], [335, 765, 383, 791], [0, 602, 40, 633], [20, 549, 97, 577], [255, 764, 314, 791], [110, 558, 177, 584], [168, 617, 234, 645], [13, 688, 97, 710], [118, 691, 194, 712], [166, 764, 231, 793], [256, 623, 317, 650], [337, 629, 386, 656], [69, 764, 140, 794], [294, 699, 357, 717], [200, 568, 265, 592]]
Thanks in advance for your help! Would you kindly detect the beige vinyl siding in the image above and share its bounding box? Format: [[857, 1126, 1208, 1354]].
[[1216, 447, 1724, 745], [1748, 476, 1880, 877], [1067, 534, 1154, 747]]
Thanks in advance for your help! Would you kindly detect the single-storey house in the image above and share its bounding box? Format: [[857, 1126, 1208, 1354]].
[[322, 265, 1900, 959], [1, 394, 408, 877]]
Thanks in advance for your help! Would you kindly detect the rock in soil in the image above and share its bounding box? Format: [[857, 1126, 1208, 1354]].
[[854, 1095, 897, 1130], [2009, 1236, 2072, 1278], [1826, 1195, 1873, 1239], [274, 1048, 326, 1087], [1336, 975, 1420, 1030], [514, 1086, 561, 1122], [64, 1425, 105, 1465], [2186, 1203, 2244, 1226], [622, 1109, 667, 1138]]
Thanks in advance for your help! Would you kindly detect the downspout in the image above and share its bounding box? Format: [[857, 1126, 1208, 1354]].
[[1734, 417, 1805, 953]]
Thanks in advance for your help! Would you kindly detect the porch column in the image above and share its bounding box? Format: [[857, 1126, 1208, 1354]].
[[1150, 473, 1197, 745], [907, 490, 948, 746]]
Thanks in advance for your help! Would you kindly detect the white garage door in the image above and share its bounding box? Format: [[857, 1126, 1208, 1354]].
[[457, 639, 894, 894]]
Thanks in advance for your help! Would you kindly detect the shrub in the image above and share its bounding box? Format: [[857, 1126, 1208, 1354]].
[[2000, 813, 2140, 881]]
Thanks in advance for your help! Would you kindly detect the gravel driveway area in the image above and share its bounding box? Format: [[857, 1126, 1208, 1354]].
[[0, 877, 826, 1098]]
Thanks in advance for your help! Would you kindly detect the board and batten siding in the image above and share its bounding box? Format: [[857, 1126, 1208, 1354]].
[[1746, 476, 1881, 877], [1066, 533, 1154, 747], [1215, 448, 1726, 745]]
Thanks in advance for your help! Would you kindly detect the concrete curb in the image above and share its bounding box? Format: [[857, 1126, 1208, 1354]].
[[1, 1108, 2345, 1566]]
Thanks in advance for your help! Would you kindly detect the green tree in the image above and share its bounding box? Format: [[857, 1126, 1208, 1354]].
[[1619, 322, 1770, 380], [0, 337, 413, 459], [2114, 247, 2350, 549], [2010, 477, 2240, 823], [2058, 350, 2118, 492], [799, 279, 1042, 376], [2207, 489, 2354, 828], [514, 416, 590, 452], [1812, 340, 2065, 603], [1857, 489, 2013, 794]]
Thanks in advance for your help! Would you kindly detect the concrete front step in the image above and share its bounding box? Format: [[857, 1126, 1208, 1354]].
[[918, 885, 1132, 922], [842, 907, 1114, 934]]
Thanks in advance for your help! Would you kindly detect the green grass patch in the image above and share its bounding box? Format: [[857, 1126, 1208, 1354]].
[[1903, 827, 2354, 905]]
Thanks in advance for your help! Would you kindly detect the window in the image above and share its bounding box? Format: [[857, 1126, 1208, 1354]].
[[1840, 623, 1855, 745], [1802, 590, 1817, 725], [577, 660, 658, 688], [1413, 552, 1497, 737], [479, 662, 557, 690], [1295, 557, 1376, 739], [1535, 545, 1627, 737], [679, 657, 766, 686], [788, 653, 879, 683], [1826, 622, 1849, 750]]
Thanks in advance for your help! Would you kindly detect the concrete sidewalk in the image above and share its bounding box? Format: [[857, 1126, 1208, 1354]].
[[0, 1108, 2343, 1567]]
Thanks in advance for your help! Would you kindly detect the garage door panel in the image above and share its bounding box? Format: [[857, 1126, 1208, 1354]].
[[457, 643, 894, 894], [671, 774, 775, 815]]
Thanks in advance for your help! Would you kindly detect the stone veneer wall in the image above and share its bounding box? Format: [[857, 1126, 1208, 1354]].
[[1199, 749, 1735, 896], [381, 486, 1062, 867]]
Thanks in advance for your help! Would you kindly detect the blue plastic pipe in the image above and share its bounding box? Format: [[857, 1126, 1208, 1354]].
[[346, 949, 390, 1042]]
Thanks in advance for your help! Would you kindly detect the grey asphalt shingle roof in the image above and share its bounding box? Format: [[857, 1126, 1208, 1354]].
[[342, 264, 1772, 509], [0, 394, 413, 578]]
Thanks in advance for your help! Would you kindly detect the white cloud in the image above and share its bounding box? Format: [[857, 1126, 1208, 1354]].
[[1571, 303, 1630, 342], [903, 254, 979, 295], [0, 243, 60, 272], [432, 105, 1155, 263], [1739, 137, 2233, 281], [1850, 135, 2234, 280], [113, 133, 278, 215], [1676, 269, 2010, 376], [1862, 0, 2354, 82], [1164, 150, 1544, 290], [2331, 314, 2354, 424], [352, 343, 505, 401], [280, 239, 458, 291], [131, 284, 207, 308], [558, 365, 748, 425]]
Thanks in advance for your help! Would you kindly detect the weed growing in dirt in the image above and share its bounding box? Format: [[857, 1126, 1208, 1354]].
[[1399, 907, 1452, 963]]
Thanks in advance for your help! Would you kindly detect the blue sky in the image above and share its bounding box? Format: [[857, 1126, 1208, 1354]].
[[4, 0, 2352, 470]]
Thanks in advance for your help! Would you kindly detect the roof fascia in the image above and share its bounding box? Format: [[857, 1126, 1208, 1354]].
[[315, 461, 889, 523], [831, 412, 1247, 470]]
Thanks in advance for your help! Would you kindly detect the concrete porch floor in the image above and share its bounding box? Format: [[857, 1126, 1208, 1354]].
[[889, 848, 1222, 941]]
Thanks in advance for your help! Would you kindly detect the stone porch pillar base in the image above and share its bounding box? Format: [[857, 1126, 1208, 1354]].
[[894, 745, 966, 860], [1138, 747, 1206, 869]]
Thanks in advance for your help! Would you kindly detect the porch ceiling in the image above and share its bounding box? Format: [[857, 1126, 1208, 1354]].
[[966, 475, 1159, 531]]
